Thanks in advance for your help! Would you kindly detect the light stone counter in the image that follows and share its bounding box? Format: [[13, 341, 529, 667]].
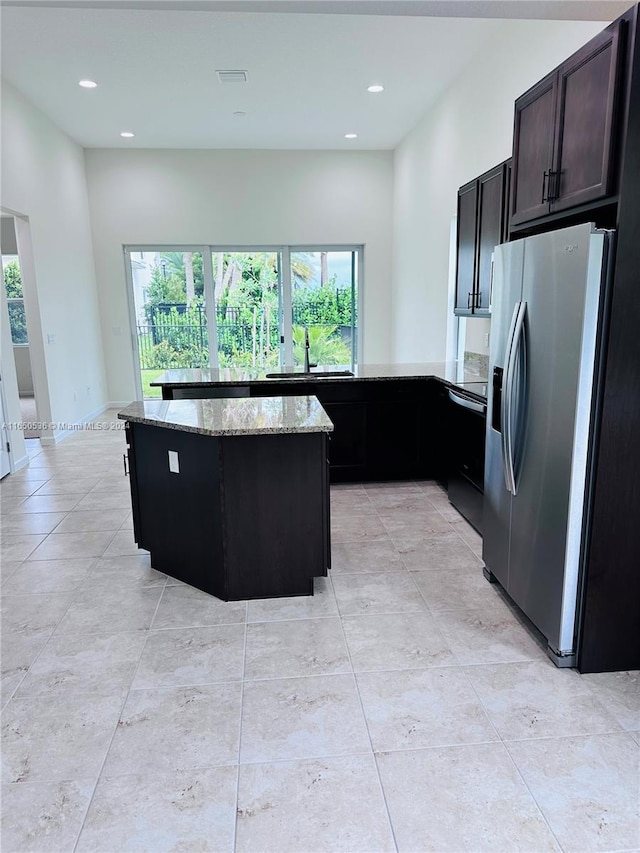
[[118, 396, 333, 437], [150, 361, 488, 389]]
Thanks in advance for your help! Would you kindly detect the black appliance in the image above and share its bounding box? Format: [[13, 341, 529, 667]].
[[447, 382, 487, 534]]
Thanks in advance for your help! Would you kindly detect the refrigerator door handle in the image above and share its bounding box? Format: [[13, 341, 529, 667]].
[[504, 301, 527, 496], [501, 303, 520, 493]]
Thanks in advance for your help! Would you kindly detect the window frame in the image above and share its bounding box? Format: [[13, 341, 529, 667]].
[[124, 244, 363, 400]]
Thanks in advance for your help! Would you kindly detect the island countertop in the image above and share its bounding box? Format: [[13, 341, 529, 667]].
[[150, 361, 488, 388], [118, 396, 334, 437]]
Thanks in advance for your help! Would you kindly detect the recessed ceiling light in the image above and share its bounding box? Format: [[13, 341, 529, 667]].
[[79, 79, 97, 89], [367, 84, 384, 93], [344, 133, 358, 139], [120, 131, 134, 138]]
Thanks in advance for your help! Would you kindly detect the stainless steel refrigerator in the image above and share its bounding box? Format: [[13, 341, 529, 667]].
[[483, 222, 615, 667]]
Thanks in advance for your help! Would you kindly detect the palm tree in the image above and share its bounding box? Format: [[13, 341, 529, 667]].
[[292, 325, 350, 366]]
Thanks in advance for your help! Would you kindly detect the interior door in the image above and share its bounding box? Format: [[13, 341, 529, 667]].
[[0, 374, 11, 478]]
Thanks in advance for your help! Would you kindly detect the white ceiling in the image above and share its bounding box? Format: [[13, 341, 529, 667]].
[[0, 1, 629, 150]]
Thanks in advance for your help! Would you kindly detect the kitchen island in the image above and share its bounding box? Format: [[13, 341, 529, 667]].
[[150, 362, 488, 483], [118, 396, 332, 600]]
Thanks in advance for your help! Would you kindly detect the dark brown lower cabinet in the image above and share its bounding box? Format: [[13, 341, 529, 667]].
[[313, 379, 442, 483], [162, 378, 454, 484], [125, 422, 330, 600], [320, 400, 368, 480]]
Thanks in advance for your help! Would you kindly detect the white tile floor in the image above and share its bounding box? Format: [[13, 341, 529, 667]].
[[1, 411, 639, 853]]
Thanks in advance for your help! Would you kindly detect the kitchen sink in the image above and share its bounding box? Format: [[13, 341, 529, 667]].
[[264, 370, 354, 379]]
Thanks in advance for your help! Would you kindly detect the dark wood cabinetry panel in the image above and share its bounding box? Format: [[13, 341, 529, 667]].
[[502, 159, 512, 243], [321, 400, 367, 478], [125, 422, 329, 601], [124, 424, 144, 549], [223, 433, 328, 600], [455, 161, 509, 316], [424, 380, 450, 486], [476, 163, 506, 313], [154, 377, 458, 484], [454, 180, 478, 314], [511, 72, 557, 226], [366, 397, 423, 479], [127, 423, 227, 598], [510, 18, 625, 230], [578, 7, 640, 673], [553, 21, 622, 212]]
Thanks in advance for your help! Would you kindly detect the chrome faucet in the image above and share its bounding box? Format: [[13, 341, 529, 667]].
[[303, 326, 310, 373]]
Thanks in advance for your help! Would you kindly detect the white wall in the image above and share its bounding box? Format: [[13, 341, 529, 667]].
[[84, 149, 394, 401], [392, 19, 606, 363], [1, 82, 107, 436], [13, 346, 34, 396], [464, 316, 492, 357]]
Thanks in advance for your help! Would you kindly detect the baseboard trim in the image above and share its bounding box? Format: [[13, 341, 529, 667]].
[[44, 402, 111, 446], [12, 453, 30, 472]]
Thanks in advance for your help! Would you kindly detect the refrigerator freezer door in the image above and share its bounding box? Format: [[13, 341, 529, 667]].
[[508, 224, 607, 658], [483, 240, 525, 589]]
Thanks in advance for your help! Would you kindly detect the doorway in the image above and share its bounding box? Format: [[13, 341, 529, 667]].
[[1, 214, 41, 444], [0, 375, 11, 479]]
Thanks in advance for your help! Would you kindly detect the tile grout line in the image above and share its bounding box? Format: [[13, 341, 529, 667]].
[[334, 484, 570, 848], [70, 573, 168, 853], [500, 737, 567, 852], [460, 664, 627, 851], [1, 554, 105, 710], [333, 584, 400, 853], [233, 605, 249, 853]]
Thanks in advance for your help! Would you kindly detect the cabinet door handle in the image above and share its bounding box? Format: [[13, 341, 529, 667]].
[[475, 291, 482, 310], [123, 453, 129, 476], [467, 291, 473, 310], [542, 169, 560, 203]]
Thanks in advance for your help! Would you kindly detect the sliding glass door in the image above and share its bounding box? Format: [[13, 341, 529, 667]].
[[126, 244, 361, 398], [290, 248, 359, 369], [126, 249, 208, 398], [211, 251, 283, 369]]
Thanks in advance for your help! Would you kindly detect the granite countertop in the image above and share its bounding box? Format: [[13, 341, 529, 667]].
[[118, 396, 334, 437], [150, 361, 488, 388]]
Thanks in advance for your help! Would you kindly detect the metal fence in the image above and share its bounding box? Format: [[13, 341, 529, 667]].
[[137, 323, 209, 368], [138, 303, 355, 369]]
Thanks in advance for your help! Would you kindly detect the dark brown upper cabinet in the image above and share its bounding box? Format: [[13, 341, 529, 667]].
[[511, 19, 623, 228], [455, 160, 509, 316], [454, 179, 479, 314], [503, 159, 512, 243], [511, 72, 557, 226]]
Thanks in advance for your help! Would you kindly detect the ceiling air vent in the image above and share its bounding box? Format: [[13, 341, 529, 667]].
[[216, 70, 248, 84]]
